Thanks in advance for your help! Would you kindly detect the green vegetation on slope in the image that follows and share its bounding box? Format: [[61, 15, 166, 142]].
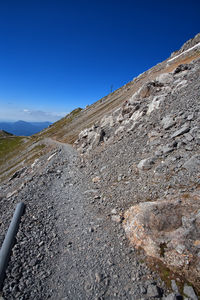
[[0, 136, 48, 182], [0, 136, 25, 162], [0, 130, 13, 138]]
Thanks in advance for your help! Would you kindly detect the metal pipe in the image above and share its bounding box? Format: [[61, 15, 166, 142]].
[[0, 202, 25, 290]]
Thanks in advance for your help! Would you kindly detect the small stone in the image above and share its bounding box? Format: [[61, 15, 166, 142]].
[[162, 145, 174, 154], [117, 174, 123, 182], [183, 155, 200, 172], [185, 145, 193, 151], [147, 284, 160, 297], [187, 114, 194, 121], [111, 215, 122, 223], [171, 125, 190, 138], [111, 208, 117, 214], [162, 293, 178, 300], [184, 133, 193, 142], [139, 286, 147, 294], [183, 284, 198, 300], [161, 116, 176, 130], [193, 240, 200, 248], [137, 157, 155, 170], [175, 244, 186, 254], [7, 190, 18, 198], [171, 280, 179, 294], [92, 176, 100, 183], [95, 272, 102, 283]]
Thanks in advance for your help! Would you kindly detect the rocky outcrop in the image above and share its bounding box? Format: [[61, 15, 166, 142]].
[[123, 192, 200, 289], [75, 58, 199, 156], [74, 52, 200, 294]]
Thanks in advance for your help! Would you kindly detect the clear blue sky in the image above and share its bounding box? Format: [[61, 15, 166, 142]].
[[0, 0, 199, 122]]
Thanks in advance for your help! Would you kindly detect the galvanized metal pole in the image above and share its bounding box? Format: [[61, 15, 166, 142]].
[[0, 202, 25, 290]]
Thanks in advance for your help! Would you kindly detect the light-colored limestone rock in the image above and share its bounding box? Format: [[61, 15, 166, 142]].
[[123, 192, 200, 289]]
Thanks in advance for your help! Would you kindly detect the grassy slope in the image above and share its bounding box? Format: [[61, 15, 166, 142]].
[[0, 136, 48, 182], [0, 130, 13, 138]]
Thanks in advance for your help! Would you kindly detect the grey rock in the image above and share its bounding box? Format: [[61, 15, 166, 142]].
[[161, 116, 176, 130], [162, 293, 179, 300], [187, 113, 194, 121], [111, 215, 122, 223], [162, 145, 174, 154], [171, 280, 179, 294], [147, 284, 160, 297], [117, 174, 123, 181], [156, 73, 174, 84], [171, 126, 190, 138], [111, 208, 117, 214], [183, 155, 200, 172], [183, 284, 198, 300], [184, 133, 193, 142], [185, 145, 193, 151], [137, 157, 155, 170], [139, 286, 147, 294]]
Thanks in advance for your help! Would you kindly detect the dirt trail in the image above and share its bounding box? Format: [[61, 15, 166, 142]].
[[2, 142, 168, 300]]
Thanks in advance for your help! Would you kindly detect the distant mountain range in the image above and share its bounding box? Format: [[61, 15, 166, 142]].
[[0, 120, 52, 136]]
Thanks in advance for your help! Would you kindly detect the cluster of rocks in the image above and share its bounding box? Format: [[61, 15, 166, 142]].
[[74, 58, 200, 297], [75, 60, 198, 157]]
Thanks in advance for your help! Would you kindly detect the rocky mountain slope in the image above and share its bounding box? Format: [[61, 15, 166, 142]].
[[0, 33, 200, 300]]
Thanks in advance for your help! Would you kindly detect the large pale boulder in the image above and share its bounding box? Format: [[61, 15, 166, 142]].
[[156, 73, 173, 84], [123, 192, 200, 290]]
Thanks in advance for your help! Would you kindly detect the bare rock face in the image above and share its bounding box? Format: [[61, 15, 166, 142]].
[[123, 192, 200, 290]]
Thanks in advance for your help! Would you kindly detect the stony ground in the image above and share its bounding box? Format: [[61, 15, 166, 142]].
[[0, 141, 181, 300]]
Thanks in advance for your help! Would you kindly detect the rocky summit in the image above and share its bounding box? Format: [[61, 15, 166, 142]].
[[0, 33, 200, 300]]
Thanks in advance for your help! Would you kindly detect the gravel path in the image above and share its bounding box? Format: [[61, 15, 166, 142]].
[[1, 141, 171, 300]]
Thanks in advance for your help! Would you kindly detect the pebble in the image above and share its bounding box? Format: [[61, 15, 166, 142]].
[[111, 215, 122, 223]]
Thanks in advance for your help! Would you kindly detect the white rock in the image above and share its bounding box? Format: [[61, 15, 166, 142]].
[[79, 128, 90, 139], [129, 91, 139, 105], [115, 126, 124, 135], [161, 116, 176, 130], [130, 110, 143, 121], [47, 152, 57, 161], [31, 158, 39, 168], [92, 176, 100, 183], [137, 157, 155, 170], [7, 190, 18, 198], [147, 95, 165, 115], [111, 215, 122, 223], [111, 208, 117, 214], [101, 115, 114, 128], [156, 73, 173, 84]]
